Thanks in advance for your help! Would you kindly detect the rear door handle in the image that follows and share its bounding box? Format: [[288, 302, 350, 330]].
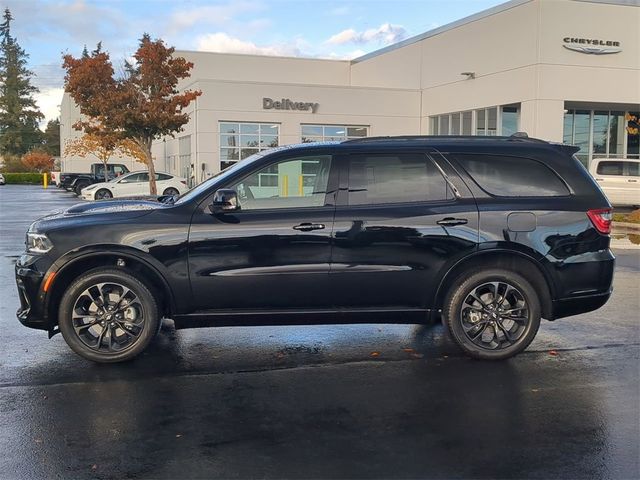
[[437, 217, 468, 227], [629, 179, 638, 183], [293, 223, 325, 231]]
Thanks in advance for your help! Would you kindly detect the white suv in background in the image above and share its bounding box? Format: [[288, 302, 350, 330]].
[[590, 158, 640, 207]]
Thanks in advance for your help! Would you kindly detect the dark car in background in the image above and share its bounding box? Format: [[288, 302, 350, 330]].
[[59, 163, 130, 195], [15, 135, 614, 363]]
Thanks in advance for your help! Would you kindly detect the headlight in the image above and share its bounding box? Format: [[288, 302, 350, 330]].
[[84, 184, 98, 191], [26, 233, 53, 254]]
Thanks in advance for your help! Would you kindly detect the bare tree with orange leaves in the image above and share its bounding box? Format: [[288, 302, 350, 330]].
[[62, 37, 201, 194]]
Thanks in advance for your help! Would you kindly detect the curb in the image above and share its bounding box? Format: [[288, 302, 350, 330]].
[[612, 222, 640, 232]]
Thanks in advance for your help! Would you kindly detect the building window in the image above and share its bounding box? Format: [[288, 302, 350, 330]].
[[301, 124, 368, 143], [178, 135, 191, 186], [429, 105, 518, 137], [219, 122, 280, 170], [563, 109, 639, 167]]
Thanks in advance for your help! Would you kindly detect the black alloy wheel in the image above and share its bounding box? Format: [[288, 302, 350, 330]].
[[95, 188, 112, 200], [163, 187, 179, 196], [444, 269, 541, 360], [459, 281, 529, 350], [59, 268, 160, 362]]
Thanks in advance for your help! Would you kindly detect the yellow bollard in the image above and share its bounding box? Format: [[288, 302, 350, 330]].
[[282, 175, 289, 197], [298, 175, 304, 196], [43, 173, 48, 189]]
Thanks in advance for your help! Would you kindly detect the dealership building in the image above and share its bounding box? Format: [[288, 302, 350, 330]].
[[60, 0, 640, 184]]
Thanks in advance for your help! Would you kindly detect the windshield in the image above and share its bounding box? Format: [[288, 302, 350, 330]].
[[174, 152, 267, 205]]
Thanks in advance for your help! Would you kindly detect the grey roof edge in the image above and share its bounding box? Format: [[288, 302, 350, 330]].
[[350, 0, 638, 64]]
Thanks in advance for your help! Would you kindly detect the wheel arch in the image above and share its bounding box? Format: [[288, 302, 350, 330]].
[[432, 249, 555, 321], [45, 248, 176, 328]]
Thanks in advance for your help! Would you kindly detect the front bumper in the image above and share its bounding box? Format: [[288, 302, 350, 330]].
[[15, 256, 50, 331], [80, 191, 95, 201]]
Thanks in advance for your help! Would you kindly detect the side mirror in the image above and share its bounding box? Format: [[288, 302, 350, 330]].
[[209, 189, 240, 213]]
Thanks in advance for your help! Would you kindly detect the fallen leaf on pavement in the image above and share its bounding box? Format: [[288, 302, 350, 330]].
[[370, 351, 380, 357], [549, 350, 558, 356], [402, 348, 415, 353]]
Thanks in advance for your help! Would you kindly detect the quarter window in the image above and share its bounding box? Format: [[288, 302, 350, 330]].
[[219, 122, 280, 171], [454, 154, 570, 197], [347, 154, 452, 205], [229, 155, 332, 210]]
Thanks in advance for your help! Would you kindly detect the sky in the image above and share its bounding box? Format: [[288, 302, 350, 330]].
[[3, 0, 505, 126]]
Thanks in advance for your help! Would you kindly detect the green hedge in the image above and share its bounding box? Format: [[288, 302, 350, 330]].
[[2, 173, 51, 184]]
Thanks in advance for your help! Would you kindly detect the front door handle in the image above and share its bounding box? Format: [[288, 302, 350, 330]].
[[628, 179, 638, 183], [293, 222, 325, 231], [437, 217, 468, 227]]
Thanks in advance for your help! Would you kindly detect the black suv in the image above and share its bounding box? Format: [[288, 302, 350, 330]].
[[15, 136, 615, 363]]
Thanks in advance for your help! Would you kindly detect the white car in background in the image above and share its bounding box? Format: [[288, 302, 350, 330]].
[[590, 158, 640, 207], [81, 171, 188, 201]]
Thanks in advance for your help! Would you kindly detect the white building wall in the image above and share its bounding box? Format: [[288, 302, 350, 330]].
[[62, 0, 640, 178]]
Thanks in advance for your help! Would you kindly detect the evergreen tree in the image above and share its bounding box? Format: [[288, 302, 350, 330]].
[[0, 8, 43, 157], [41, 118, 60, 156]]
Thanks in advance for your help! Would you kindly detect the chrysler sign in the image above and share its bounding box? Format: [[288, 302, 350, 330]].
[[263, 97, 319, 113], [563, 37, 622, 55]]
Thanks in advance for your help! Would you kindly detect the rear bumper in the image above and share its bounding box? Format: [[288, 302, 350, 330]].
[[552, 289, 612, 320]]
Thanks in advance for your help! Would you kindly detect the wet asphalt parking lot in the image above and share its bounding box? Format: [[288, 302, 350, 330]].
[[0, 185, 639, 479]]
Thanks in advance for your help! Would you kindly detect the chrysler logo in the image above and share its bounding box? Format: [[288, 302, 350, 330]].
[[563, 37, 622, 55]]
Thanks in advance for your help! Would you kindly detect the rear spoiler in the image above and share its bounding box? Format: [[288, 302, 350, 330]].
[[551, 143, 580, 155]]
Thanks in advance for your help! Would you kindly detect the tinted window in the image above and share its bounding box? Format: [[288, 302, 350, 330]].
[[229, 155, 332, 210], [157, 173, 172, 180], [597, 161, 624, 176], [454, 154, 569, 197], [120, 173, 145, 183], [348, 154, 451, 205]]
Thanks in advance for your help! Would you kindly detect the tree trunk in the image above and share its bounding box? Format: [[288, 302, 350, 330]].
[[102, 157, 109, 183], [140, 138, 157, 195]]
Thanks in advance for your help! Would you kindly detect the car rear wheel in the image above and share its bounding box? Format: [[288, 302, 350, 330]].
[[74, 181, 90, 196], [58, 268, 161, 363], [95, 188, 112, 200], [443, 269, 541, 360], [163, 187, 179, 196]]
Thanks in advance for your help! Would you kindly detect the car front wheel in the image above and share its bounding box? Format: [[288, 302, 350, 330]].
[[443, 269, 541, 360], [58, 268, 160, 363], [163, 187, 179, 196], [95, 188, 112, 200]]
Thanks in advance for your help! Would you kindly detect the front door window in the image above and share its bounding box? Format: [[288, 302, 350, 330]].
[[229, 155, 332, 210]]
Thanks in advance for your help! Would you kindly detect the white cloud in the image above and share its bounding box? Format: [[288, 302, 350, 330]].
[[196, 33, 303, 57], [35, 88, 64, 126], [326, 23, 407, 46], [168, 2, 263, 34]]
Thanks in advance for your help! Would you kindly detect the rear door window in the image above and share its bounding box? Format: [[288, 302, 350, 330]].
[[454, 154, 570, 197], [347, 153, 452, 205]]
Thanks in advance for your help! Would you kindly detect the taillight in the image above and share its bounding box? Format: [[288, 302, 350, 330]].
[[180, 180, 187, 185], [587, 208, 612, 234]]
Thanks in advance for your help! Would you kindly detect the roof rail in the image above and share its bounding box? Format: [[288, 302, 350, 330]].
[[342, 134, 548, 144]]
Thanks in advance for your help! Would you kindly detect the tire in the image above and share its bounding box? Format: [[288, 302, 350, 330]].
[[95, 188, 112, 200], [58, 268, 161, 363], [74, 182, 90, 196], [443, 268, 541, 360], [163, 187, 179, 196]]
